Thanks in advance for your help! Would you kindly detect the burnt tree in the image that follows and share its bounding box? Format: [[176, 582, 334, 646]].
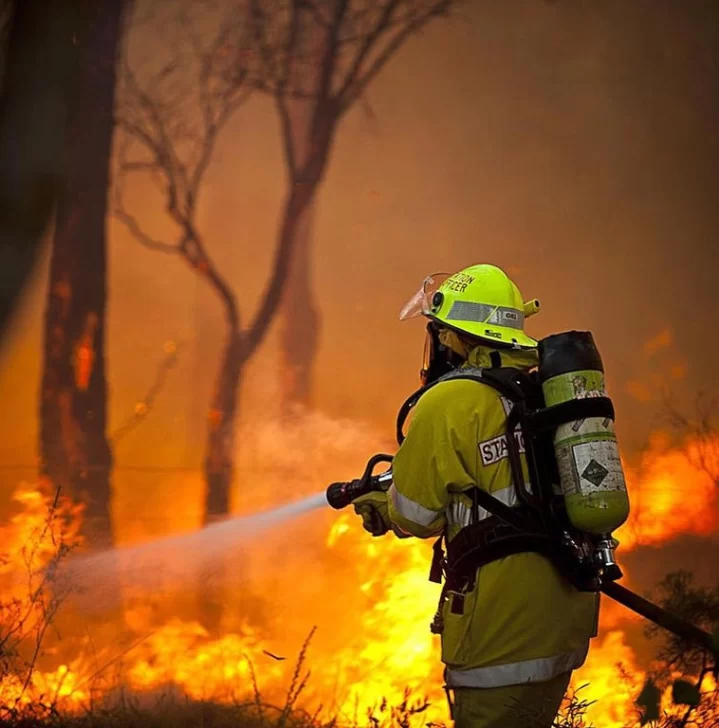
[[251, 0, 454, 410], [115, 4, 294, 524], [640, 571, 719, 727], [40, 1, 132, 544], [661, 390, 719, 489], [0, 0, 86, 346]]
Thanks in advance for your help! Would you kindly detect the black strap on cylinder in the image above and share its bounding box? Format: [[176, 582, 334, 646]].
[[525, 396, 615, 433]]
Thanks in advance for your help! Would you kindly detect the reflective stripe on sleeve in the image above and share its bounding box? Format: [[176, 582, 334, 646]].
[[445, 643, 589, 689], [389, 484, 444, 528]]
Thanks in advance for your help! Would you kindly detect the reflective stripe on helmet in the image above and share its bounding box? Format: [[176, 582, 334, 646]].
[[446, 301, 525, 330], [388, 484, 443, 527], [445, 643, 589, 688]]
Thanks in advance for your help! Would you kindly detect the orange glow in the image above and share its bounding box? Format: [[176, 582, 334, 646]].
[[1, 430, 718, 725], [73, 313, 98, 391], [643, 329, 673, 357], [574, 631, 644, 727], [617, 433, 718, 550]]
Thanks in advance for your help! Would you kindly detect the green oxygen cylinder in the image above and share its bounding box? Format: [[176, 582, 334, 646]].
[[538, 331, 630, 535]]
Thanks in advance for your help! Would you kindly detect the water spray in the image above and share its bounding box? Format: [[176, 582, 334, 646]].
[[57, 491, 329, 613]]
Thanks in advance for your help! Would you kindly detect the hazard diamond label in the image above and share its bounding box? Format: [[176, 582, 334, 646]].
[[581, 459, 609, 488]]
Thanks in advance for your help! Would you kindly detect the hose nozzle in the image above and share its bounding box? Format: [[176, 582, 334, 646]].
[[326, 479, 367, 510], [325, 453, 394, 510]]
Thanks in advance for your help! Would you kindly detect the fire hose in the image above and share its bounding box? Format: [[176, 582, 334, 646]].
[[325, 460, 718, 658]]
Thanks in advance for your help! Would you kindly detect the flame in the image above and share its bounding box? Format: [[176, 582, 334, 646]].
[[0, 484, 84, 590], [617, 432, 718, 550], [573, 631, 644, 727], [1, 426, 718, 725], [0, 485, 84, 713], [73, 312, 98, 391]]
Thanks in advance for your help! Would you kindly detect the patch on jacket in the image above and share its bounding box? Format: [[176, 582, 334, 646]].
[[479, 431, 526, 466]]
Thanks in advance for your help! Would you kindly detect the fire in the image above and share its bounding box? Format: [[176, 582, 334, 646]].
[[125, 620, 286, 702], [318, 514, 445, 721], [573, 631, 645, 728], [0, 484, 85, 712], [1, 427, 718, 725], [0, 483, 83, 597], [617, 432, 718, 550]]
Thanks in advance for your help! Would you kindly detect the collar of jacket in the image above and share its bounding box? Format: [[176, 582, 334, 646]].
[[464, 345, 539, 371]]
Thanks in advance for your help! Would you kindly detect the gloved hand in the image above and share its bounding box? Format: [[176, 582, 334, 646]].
[[352, 491, 391, 537]]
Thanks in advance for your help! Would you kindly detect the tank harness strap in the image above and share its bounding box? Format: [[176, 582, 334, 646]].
[[526, 397, 614, 432], [441, 495, 599, 593], [445, 509, 556, 591], [395, 366, 538, 446], [424, 366, 538, 592]]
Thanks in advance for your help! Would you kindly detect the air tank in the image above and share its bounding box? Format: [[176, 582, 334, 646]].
[[539, 331, 630, 535]]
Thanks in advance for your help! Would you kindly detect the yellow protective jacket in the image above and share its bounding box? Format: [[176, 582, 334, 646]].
[[388, 345, 599, 689]]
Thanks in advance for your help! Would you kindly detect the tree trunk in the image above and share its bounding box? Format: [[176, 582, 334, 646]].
[[276, 6, 338, 413], [203, 328, 243, 521], [278, 109, 337, 413], [39, 0, 129, 546], [278, 193, 320, 409], [198, 324, 242, 632], [0, 0, 85, 346]]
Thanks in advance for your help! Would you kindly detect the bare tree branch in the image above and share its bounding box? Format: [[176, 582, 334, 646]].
[[335, 0, 399, 103], [660, 388, 719, 488], [338, 0, 452, 112], [114, 206, 185, 254], [113, 130, 185, 254], [273, 0, 302, 177], [121, 61, 187, 220], [115, 1, 255, 296], [303, 1, 332, 30], [314, 0, 348, 105], [110, 340, 185, 444]]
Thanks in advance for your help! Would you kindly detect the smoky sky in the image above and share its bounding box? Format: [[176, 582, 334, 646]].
[[1, 0, 718, 501]]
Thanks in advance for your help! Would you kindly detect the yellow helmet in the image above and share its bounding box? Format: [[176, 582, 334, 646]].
[[399, 264, 540, 349]]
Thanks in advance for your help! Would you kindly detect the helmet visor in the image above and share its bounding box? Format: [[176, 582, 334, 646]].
[[399, 273, 451, 321]]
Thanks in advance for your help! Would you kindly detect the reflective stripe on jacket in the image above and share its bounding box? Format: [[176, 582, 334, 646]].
[[388, 346, 599, 688]]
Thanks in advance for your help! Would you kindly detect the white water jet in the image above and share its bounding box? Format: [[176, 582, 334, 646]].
[[56, 491, 329, 610]]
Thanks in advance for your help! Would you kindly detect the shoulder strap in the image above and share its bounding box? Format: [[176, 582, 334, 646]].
[[395, 366, 540, 445]]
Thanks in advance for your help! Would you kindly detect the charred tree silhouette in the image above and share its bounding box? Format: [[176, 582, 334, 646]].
[[639, 571, 719, 727], [115, 4, 293, 524], [0, 0, 85, 346], [251, 0, 454, 410], [39, 0, 132, 546], [661, 390, 719, 489]]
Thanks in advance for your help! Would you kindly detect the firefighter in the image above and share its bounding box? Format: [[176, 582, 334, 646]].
[[352, 264, 599, 728]]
